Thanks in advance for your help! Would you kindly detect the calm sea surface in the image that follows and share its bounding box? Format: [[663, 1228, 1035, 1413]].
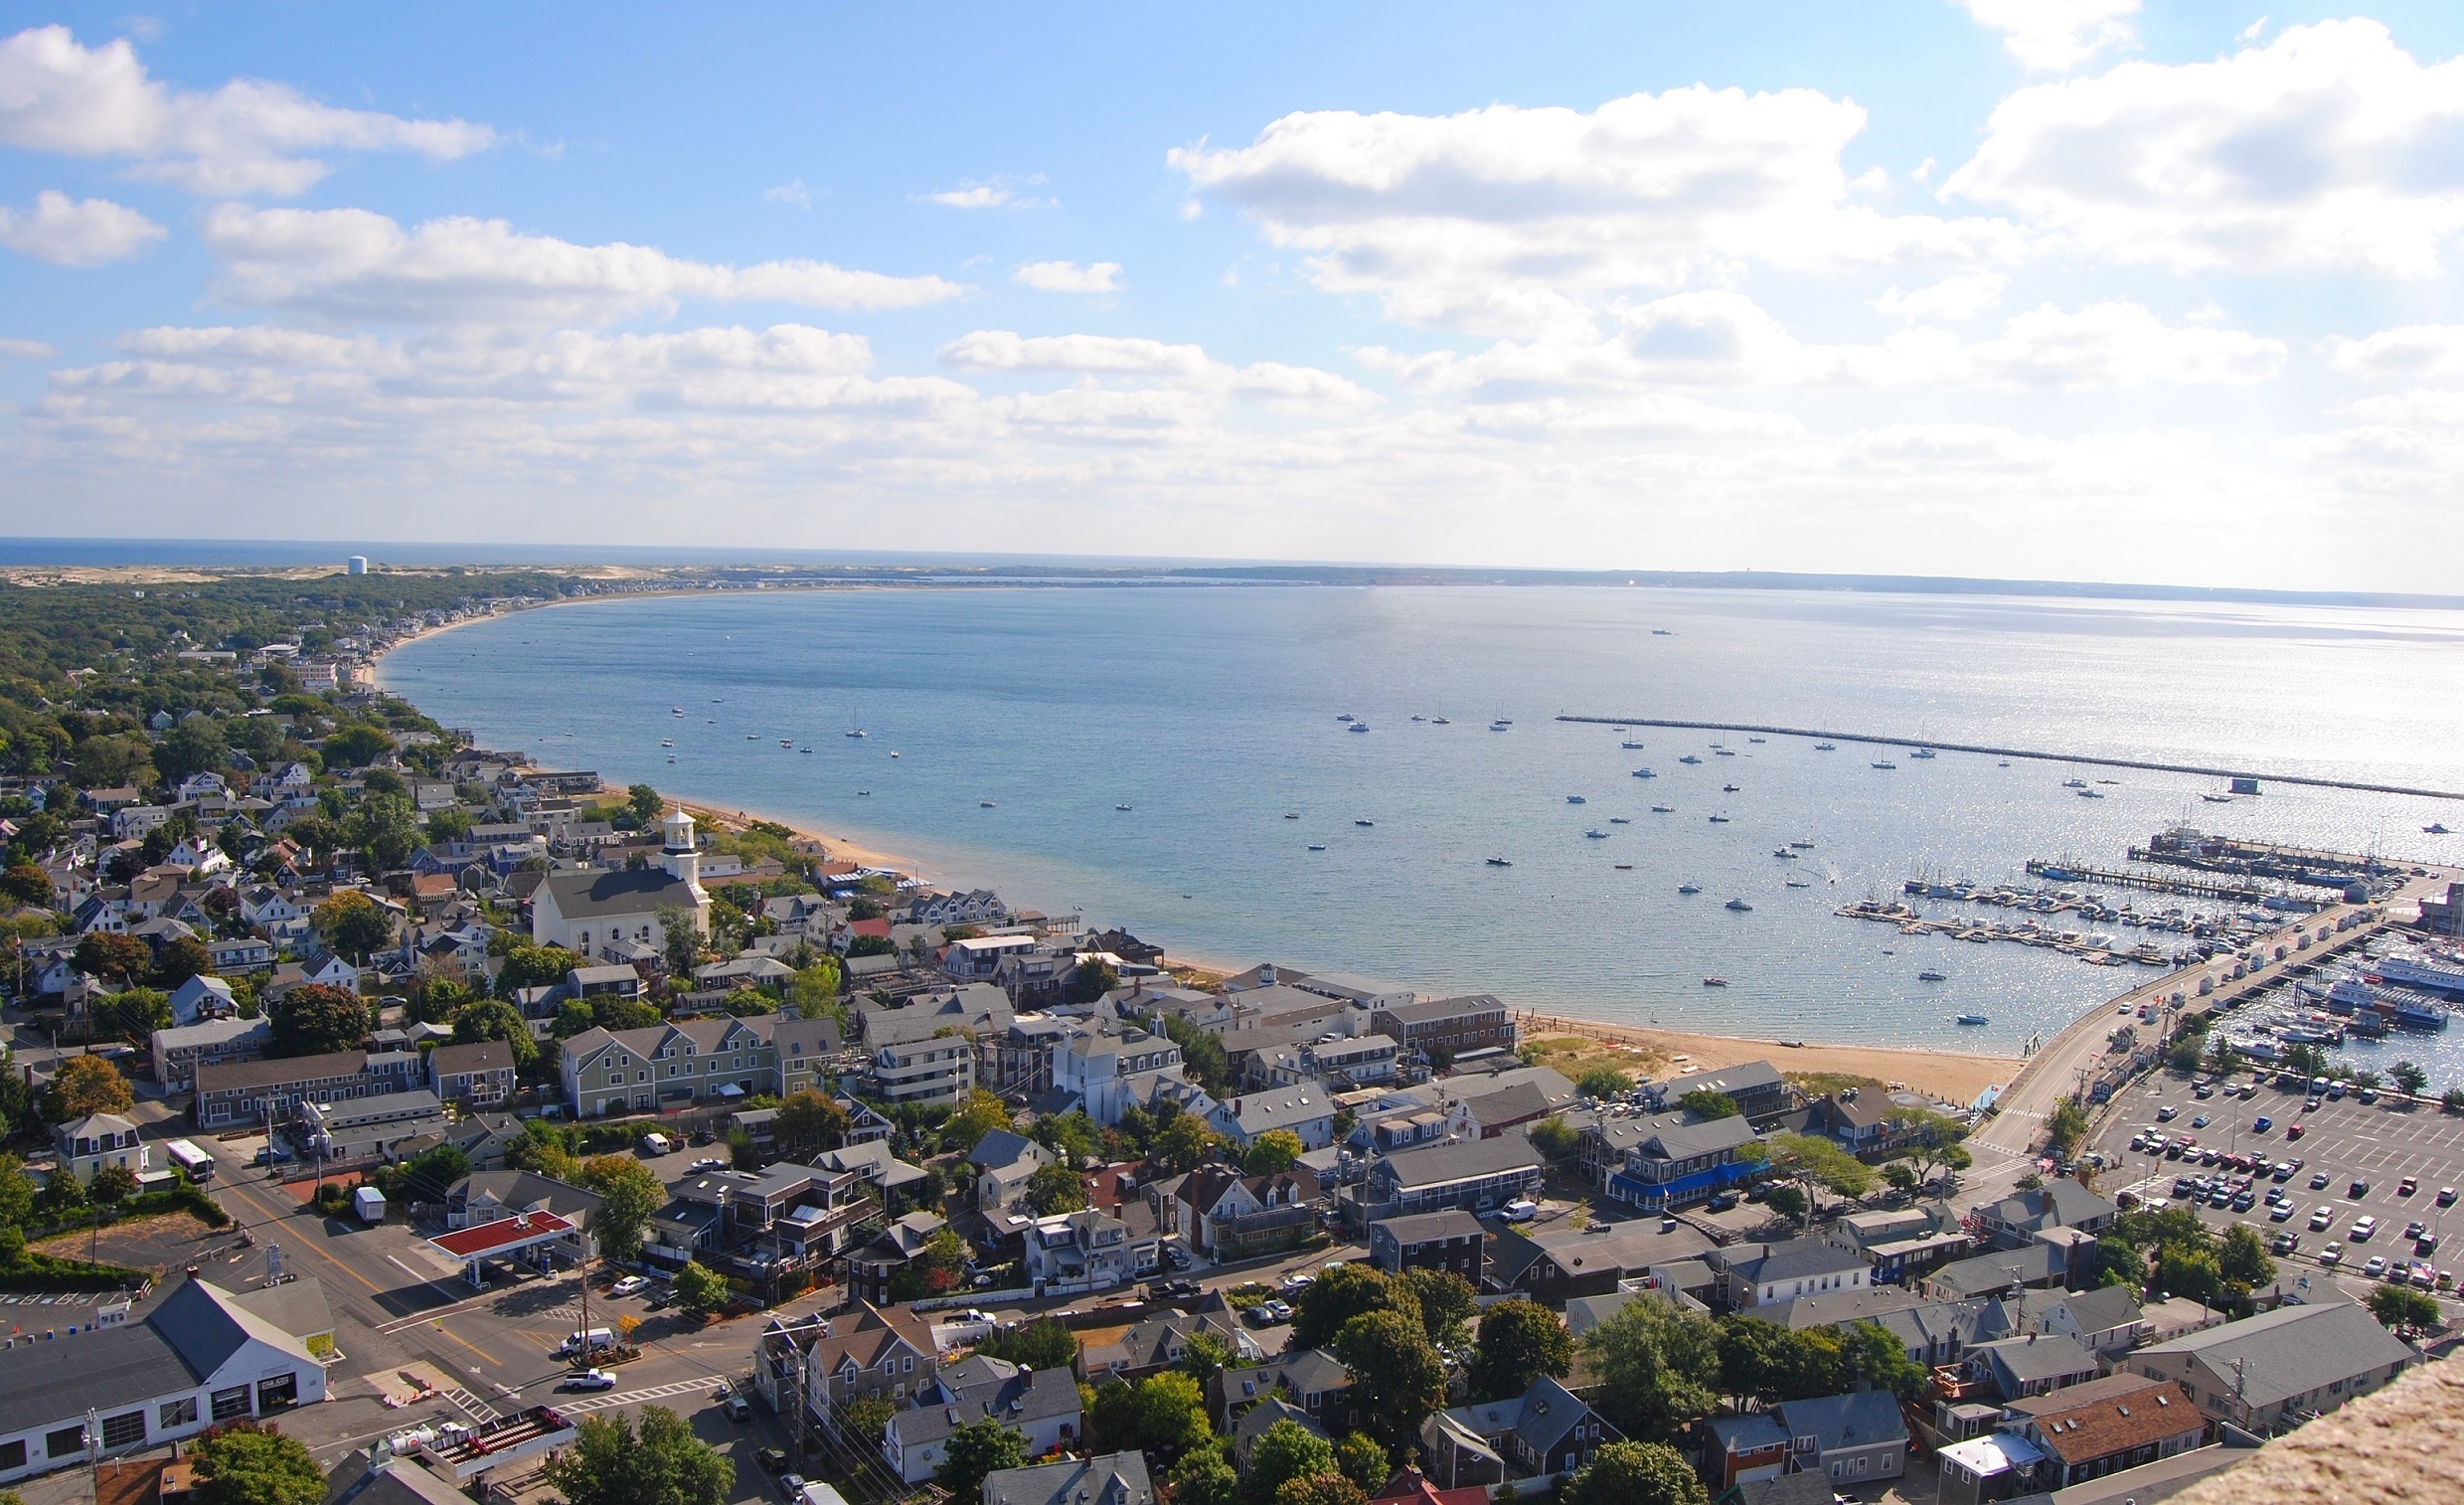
[[381, 586, 2464, 1064]]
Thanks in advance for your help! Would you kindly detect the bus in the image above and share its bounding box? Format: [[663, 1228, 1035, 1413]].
[[164, 1139, 215, 1182]]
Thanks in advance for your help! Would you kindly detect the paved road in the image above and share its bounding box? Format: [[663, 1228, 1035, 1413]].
[[1972, 868, 2457, 1158]]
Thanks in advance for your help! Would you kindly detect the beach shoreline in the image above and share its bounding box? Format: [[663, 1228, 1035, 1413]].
[[368, 594, 2021, 1097]]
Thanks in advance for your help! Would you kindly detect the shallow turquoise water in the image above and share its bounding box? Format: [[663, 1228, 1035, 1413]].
[[381, 585, 2464, 1057]]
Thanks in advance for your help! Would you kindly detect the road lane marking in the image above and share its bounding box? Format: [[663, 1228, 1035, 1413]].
[[427, 1321, 502, 1369]]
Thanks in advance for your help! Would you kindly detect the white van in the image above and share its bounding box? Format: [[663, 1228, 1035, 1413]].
[[560, 1327, 616, 1357], [640, 1132, 674, 1157], [1502, 1199, 1540, 1223]]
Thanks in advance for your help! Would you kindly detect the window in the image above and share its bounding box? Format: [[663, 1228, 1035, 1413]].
[[47, 1424, 86, 1459], [0, 1440, 22, 1470], [100, 1411, 145, 1449], [256, 1375, 298, 1412], [211, 1385, 251, 1421]]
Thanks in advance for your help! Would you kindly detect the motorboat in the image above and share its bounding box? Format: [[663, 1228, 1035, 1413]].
[[1337, 714, 1354, 722], [661, 740, 673, 748], [1609, 815, 1631, 824], [1703, 977, 1728, 987], [1723, 783, 1741, 793], [1486, 856, 1512, 866], [1956, 1014, 1990, 1026], [1918, 969, 1948, 981], [979, 800, 998, 808], [1725, 898, 1754, 912], [857, 789, 870, 795], [1678, 883, 1702, 895], [1652, 628, 1673, 635], [2062, 778, 2088, 788], [1490, 718, 1513, 731], [1784, 877, 1812, 888], [1284, 813, 1300, 819], [1814, 743, 1836, 751], [1748, 738, 1765, 744], [1349, 723, 1370, 734], [1584, 828, 1609, 839], [1411, 715, 1426, 722], [1708, 814, 1730, 823], [1909, 749, 1937, 759], [1566, 794, 1587, 804], [1116, 803, 1133, 811], [1652, 805, 1675, 813], [1679, 754, 1703, 765], [1309, 844, 1326, 851], [1631, 767, 1656, 778], [1432, 717, 1450, 725], [2204, 793, 2235, 803], [1614, 863, 1632, 870], [1355, 819, 1375, 827], [1773, 847, 1797, 859], [2076, 788, 2103, 799], [1789, 840, 1815, 849]]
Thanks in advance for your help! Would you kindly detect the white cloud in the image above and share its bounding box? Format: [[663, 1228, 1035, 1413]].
[[1013, 259, 1121, 294], [2322, 325, 2464, 381], [1172, 86, 2017, 338], [0, 190, 164, 264], [1873, 272, 2007, 324], [763, 179, 812, 209], [943, 330, 1206, 378], [0, 337, 55, 359], [1947, 20, 2464, 275], [1954, 0, 2139, 73], [1969, 300, 2284, 387], [198, 206, 967, 324], [0, 24, 496, 195], [2274, 424, 2436, 466], [915, 174, 1050, 210]]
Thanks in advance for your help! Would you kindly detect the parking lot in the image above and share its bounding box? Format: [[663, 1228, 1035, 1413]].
[[2090, 1066, 2464, 1309]]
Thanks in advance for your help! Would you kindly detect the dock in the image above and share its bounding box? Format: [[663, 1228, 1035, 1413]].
[[2021, 860, 2284, 906], [1554, 716, 2464, 803]]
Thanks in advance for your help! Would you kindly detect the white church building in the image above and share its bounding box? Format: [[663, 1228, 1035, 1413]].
[[530, 809, 711, 963]]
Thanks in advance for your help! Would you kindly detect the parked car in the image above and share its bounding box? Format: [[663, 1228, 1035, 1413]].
[[2440, 1187, 2459, 1207], [2252, 1116, 2273, 1132], [2351, 1179, 2371, 1198], [2156, 1105, 2181, 1121], [2310, 1208, 2335, 1231], [727, 1395, 750, 1422], [608, 1275, 649, 1298], [2320, 1243, 2344, 1267], [2311, 1171, 2333, 1190], [2364, 1255, 2389, 1279], [2285, 1123, 2304, 1141], [2400, 1176, 2419, 1196]]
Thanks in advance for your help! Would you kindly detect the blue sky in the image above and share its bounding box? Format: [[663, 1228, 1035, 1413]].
[[6, 3, 2464, 587]]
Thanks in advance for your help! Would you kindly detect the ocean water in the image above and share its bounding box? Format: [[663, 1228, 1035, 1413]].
[[380, 585, 2464, 1059]]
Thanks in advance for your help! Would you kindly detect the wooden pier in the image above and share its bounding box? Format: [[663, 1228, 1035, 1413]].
[[1554, 716, 2464, 803], [2022, 860, 2275, 905]]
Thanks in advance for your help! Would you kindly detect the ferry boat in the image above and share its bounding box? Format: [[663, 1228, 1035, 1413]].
[[1918, 969, 1947, 982], [1955, 1013, 1989, 1026], [2377, 950, 2464, 996], [1486, 856, 1511, 866], [1725, 898, 1754, 912], [1678, 882, 1702, 894], [1631, 767, 1657, 778]]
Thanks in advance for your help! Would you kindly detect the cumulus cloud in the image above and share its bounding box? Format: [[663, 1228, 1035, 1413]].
[[198, 206, 967, 324], [0, 190, 164, 264], [1947, 20, 2464, 275], [2322, 325, 2464, 381], [0, 337, 55, 359], [1172, 85, 2017, 337], [915, 174, 1050, 209], [0, 24, 496, 195], [1873, 271, 2007, 324], [942, 327, 1378, 412], [1013, 259, 1121, 293], [1954, 0, 2139, 72]]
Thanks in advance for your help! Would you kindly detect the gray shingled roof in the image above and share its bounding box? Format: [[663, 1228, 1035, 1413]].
[[982, 1453, 1152, 1505], [1772, 1389, 1908, 1453], [540, 868, 699, 919], [2132, 1299, 2415, 1411]]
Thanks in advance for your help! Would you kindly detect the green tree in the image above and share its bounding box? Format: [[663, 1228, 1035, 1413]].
[[543, 1406, 733, 1505], [267, 983, 369, 1059], [1157, 1013, 1230, 1093], [1677, 1088, 1739, 1120], [1130, 1371, 1215, 1466], [311, 890, 398, 962], [1150, 1114, 1220, 1173], [1178, 1329, 1234, 1381], [90, 988, 173, 1046], [2369, 1282, 2442, 1330], [87, 1162, 139, 1206], [1067, 957, 1119, 1004], [1331, 1308, 1446, 1452], [2046, 1098, 2092, 1156], [942, 1088, 1015, 1154], [937, 1417, 1027, 1501], [776, 1089, 852, 1158], [1025, 1160, 1089, 1216], [1763, 1184, 1809, 1224], [425, 807, 472, 844], [1246, 1420, 1339, 1505], [344, 791, 423, 871], [1332, 1433, 1389, 1493], [1244, 1129, 1305, 1176], [1032, 1108, 1102, 1165], [658, 905, 703, 979], [552, 998, 597, 1039], [2390, 1061, 2430, 1098], [578, 1155, 665, 1261], [1469, 1298, 1573, 1400], [42, 1054, 133, 1121], [835, 1395, 897, 1445], [976, 1316, 1078, 1371], [628, 783, 665, 826], [786, 957, 844, 1018], [2218, 1224, 2276, 1290], [0, 861, 55, 908], [1882, 1161, 1920, 1196], [191, 1420, 324, 1505], [1839, 1320, 1927, 1400], [153, 935, 214, 988], [1561, 1441, 1707, 1505], [1170, 1448, 1241, 1505], [393, 1143, 472, 1203], [0, 1154, 37, 1230], [72, 931, 149, 986], [34, 1164, 86, 1221], [1291, 1262, 1411, 1353], [1766, 1131, 1873, 1199], [1577, 1067, 1632, 1100], [1274, 1477, 1368, 1505], [496, 943, 580, 994], [2154, 1243, 2224, 1305], [2073, 1237, 2147, 1291], [321, 723, 395, 768], [1396, 1268, 1478, 1348], [672, 1260, 731, 1320], [2444, 1087, 2464, 1116], [451, 997, 541, 1072], [151, 722, 227, 785], [889, 1228, 970, 1302]]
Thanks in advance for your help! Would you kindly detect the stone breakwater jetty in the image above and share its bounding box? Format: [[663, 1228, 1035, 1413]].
[[1556, 715, 2464, 802]]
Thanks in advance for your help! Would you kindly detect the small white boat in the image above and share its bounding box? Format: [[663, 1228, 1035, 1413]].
[[1431, 717, 1450, 725], [1872, 760, 1897, 770], [1784, 877, 1812, 888], [661, 740, 673, 748], [1621, 740, 1645, 750], [1309, 844, 1327, 851], [1910, 748, 1936, 759], [1337, 714, 1354, 722], [1116, 803, 1132, 811], [1703, 976, 1728, 987], [1631, 767, 1656, 778], [1609, 816, 1631, 824], [1652, 804, 1675, 813], [980, 800, 998, 808], [1680, 754, 1703, 765], [1349, 723, 1370, 734], [1284, 813, 1300, 819], [1584, 829, 1609, 839], [1678, 883, 1702, 895], [1486, 856, 1512, 866], [1355, 819, 1375, 827]]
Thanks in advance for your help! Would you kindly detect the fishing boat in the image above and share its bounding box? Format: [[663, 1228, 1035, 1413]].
[[801, 747, 812, 753], [1631, 767, 1656, 778], [1703, 976, 1728, 987], [845, 728, 867, 739], [1956, 1013, 1990, 1026], [1678, 883, 1702, 894], [1652, 804, 1675, 813], [1871, 760, 1896, 769], [1486, 856, 1512, 866], [1918, 969, 1948, 981], [1725, 898, 1754, 912]]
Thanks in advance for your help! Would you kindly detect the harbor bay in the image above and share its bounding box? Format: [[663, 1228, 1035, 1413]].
[[382, 582, 2464, 1061]]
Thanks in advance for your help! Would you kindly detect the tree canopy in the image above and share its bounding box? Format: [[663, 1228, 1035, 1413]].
[[937, 1417, 1027, 1500], [267, 983, 369, 1059], [1561, 1441, 1707, 1505], [192, 1421, 325, 1505], [1469, 1298, 1572, 1400], [543, 1406, 733, 1505]]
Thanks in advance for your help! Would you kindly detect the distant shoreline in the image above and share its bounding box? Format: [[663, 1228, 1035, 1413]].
[[367, 597, 2022, 1102]]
